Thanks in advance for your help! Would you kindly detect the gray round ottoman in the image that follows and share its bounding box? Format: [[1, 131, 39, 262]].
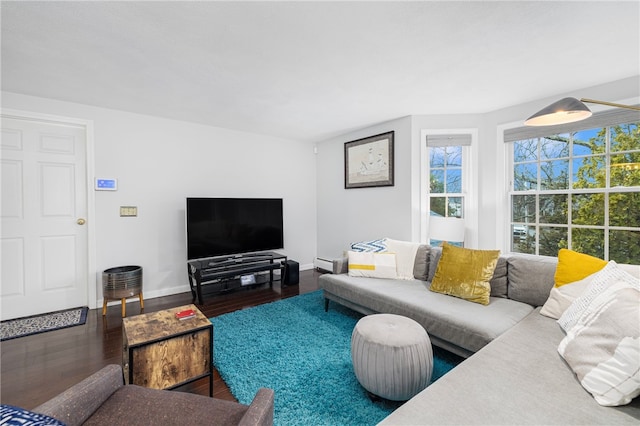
[[351, 313, 433, 401]]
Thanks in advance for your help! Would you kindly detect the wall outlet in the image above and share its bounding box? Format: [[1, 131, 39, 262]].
[[120, 206, 138, 217]]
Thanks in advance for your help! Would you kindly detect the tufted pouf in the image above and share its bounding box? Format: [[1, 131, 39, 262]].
[[351, 313, 433, 401]]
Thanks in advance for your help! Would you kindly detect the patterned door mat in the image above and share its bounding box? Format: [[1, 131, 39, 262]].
[[0, 307, 89, 341]]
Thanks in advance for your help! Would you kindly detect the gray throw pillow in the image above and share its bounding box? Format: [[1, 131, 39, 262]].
[[428, 247, 443, 282], [507, 254, 557, 306], [413, 244, 430, 281]]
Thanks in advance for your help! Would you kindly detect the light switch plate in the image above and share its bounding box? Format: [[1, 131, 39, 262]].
[[120, 206, 138, 217]]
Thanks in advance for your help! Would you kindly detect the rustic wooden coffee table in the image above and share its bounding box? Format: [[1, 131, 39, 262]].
[[122, 304, 213, 396]]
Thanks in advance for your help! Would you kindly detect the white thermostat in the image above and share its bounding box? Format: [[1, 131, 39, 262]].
[[95, 178, 117, 191]]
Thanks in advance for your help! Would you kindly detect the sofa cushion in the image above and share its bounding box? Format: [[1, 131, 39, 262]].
[[428, 247, 508, 298], [427, 246, 441, 282], [430, 243, 500, 305], [554, 248, 607, 287], [413, 244, 430, 281], [490, 256, 509, 298], [379, 309, 640, 425], [347, 251, 397, 279], [507, 254, 557, 306], [558, 276, 640, 406], [85, 385, 249, 426], [319, 273, 533, 354]]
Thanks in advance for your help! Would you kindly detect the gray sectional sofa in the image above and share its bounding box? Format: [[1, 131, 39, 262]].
[[318, 245, 640, 425], [321, 246, 551, 358]]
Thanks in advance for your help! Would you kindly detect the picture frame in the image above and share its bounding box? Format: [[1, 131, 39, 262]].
[[344, 131, 394, 189]]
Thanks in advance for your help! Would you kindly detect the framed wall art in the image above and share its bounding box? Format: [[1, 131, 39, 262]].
[[344, 131, 394, 189]]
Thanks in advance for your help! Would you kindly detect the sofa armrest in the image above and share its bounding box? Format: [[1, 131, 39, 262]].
[[33, 364, 124, 426], [332, 257, 348, 274], [238, 387, 275, 426]]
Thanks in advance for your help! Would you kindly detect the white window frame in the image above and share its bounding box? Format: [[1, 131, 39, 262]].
[[497, 101, 640, 256], [496, 122, 515, 252], [420, 129, 478, 248]]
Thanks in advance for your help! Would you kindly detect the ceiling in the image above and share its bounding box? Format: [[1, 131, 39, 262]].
[[2, 1, 639, 142]]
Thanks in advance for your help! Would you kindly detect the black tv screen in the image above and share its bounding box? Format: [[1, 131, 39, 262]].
[[186, 197, 284, 259]]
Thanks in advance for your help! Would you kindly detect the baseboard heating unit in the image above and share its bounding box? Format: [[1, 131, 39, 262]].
[[314, 257, 333, 273]]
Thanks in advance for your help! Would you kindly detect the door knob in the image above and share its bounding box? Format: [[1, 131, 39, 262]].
[[77, 218, 86, 225]]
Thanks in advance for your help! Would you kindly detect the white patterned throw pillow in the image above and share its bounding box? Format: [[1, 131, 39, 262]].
[[557, 276, 640, 406], [542, 263, 640, 320], [540, 274, 594, 320], [557, 261, 637, 332], [350, 238, 387, 253], [347, 251, 397, 279], [0, 405, 65, 425]]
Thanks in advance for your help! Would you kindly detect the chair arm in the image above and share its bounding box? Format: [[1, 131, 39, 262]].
[[238, 387, 275, 426], [33, 364, 124, 426]]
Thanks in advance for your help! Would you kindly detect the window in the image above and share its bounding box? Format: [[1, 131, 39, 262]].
[[430, 145, 463, 218], [507, 118, 640, 263], [425, 133, 472, 246]]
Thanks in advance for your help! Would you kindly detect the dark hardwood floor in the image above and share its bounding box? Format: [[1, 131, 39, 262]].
[[0, 269, 322, 410]]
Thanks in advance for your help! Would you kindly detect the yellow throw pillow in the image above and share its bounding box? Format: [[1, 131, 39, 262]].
[[554, 249, 607, 288], [429, 243, 500, 305]]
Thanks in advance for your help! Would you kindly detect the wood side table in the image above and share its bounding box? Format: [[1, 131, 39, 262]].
[[122, 304, 213, 396]]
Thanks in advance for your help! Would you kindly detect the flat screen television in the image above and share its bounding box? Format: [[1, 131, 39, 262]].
[[186, 197, 284, 259]]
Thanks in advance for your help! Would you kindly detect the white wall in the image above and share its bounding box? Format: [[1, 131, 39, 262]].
[[2, 92, 317, 307], [4, 76, 637, 302], [315, 116, 412, 259], [316, 76, 640, 256]]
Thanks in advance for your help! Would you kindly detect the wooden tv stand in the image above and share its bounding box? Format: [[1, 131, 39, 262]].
[[187, 251, 287, 304]]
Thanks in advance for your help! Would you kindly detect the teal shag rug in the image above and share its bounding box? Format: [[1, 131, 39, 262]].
[[211, 291, 463, 426]]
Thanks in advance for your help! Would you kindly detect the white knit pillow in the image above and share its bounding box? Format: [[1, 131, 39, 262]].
[[540, 274, 593, 320], [557, 276, 640, 406], [385, 239, 420, 280], [557, 261, 636, 332]]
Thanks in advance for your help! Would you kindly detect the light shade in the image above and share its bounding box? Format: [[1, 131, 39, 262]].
[[524, 97, 592, 126], [428, 216, 465, 243]]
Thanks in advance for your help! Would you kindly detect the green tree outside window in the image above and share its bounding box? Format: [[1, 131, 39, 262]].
[[511, 122, 640, 263]]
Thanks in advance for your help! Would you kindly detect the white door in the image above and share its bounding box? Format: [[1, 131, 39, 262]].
[[1, 116, 88, 320]]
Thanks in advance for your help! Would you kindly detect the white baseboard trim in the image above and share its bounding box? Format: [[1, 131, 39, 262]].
[[99, 284, 190, 308], [300, 262, 314, 271]]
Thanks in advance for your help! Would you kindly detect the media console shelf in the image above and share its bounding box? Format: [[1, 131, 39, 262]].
[[187, 251, 287, 304]]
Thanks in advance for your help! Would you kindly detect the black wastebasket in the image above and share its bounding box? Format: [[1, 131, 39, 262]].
[[284, 260, 299, 286]]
